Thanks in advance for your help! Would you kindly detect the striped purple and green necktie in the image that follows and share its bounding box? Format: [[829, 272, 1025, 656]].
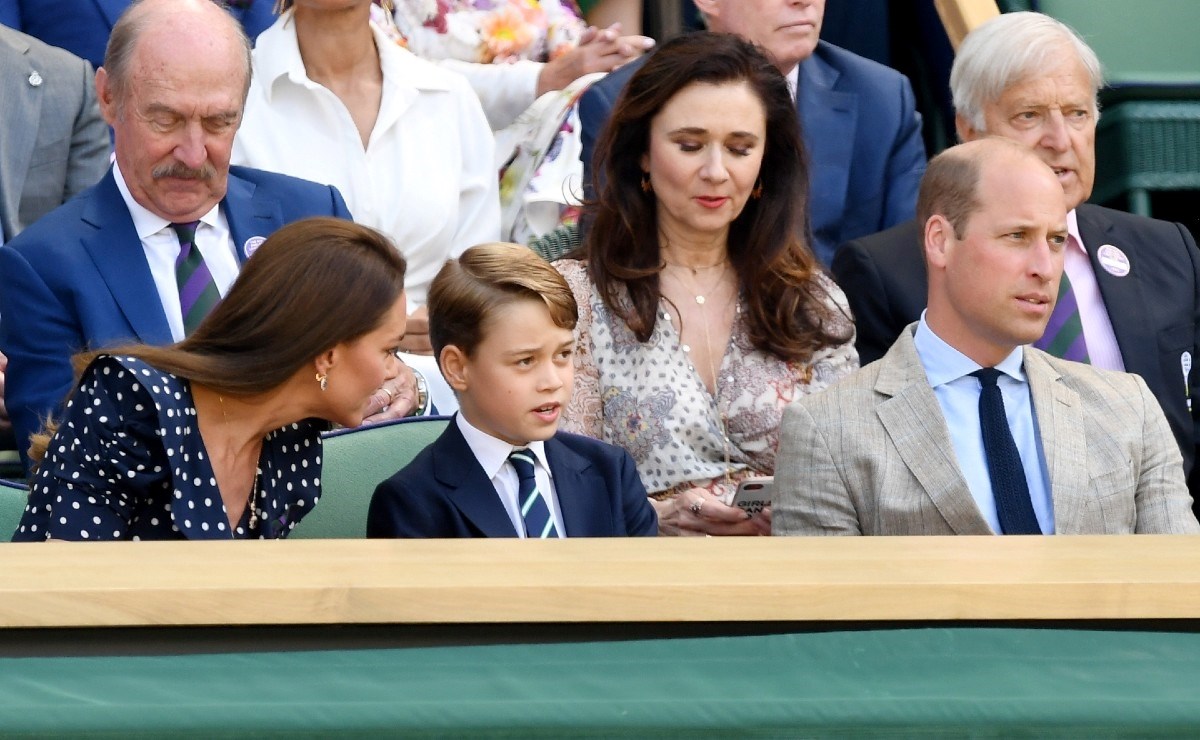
[[171, 221, 220, 337], [1034, 269, 1090, 363]]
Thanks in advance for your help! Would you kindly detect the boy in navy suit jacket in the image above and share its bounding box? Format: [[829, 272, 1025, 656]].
[[367, 243, 658, 538]]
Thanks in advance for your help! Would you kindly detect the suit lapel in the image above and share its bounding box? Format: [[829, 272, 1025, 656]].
[[1076, 204, 1157, 378], [223, 171, 284, 264], [797, 49, 855, 238], [432, 422, 520, 537], [0, 32, 37, 238], [80, 172, 174, 344], [545, 437, 610, 537], [875, 330, 994, 534], [1025, 351, 1090, 534]]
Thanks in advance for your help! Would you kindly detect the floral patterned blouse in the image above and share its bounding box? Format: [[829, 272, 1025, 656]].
[[556, 259, 859, 503], [392, 0, 586, 64]]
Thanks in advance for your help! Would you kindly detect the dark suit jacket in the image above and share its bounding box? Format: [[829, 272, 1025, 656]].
[[366, 420, 659, 538], [831, 204, 1200, 488], [0, 25, 109, 242], [0, 0, 277, 70], [577, 39, 927, 266], [0, 166, 352, 466]]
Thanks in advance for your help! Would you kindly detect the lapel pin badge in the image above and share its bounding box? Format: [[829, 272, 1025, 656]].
[[243, 236, 266, 257], [28, 71, 43, 87], [1097, 244, 1130, 277]]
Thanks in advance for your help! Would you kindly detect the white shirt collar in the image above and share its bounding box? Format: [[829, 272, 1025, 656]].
[[785, 65, 800, 101], [254, 10, 454, 104], [112, 161, 221, 239], [455, 412, 552, 481], [1066, 208, 1085, 255]]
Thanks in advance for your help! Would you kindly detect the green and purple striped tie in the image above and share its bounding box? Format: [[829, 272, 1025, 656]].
[[1035, 269, 1090, 363], [172, 221, 220, 337]]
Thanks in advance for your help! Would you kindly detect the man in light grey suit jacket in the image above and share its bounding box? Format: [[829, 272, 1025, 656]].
[[0, 25, 109, 462], [774, 138, 1199, 536], [0, 25, 109, 241]]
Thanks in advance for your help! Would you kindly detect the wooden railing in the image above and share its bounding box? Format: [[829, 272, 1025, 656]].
[[1, 536, 1198, 628]]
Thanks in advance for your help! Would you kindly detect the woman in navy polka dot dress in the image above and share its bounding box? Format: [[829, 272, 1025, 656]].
[[12, 218, 409, 541]]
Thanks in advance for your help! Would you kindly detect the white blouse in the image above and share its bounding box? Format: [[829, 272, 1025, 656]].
[[233, 13, 501, 310]]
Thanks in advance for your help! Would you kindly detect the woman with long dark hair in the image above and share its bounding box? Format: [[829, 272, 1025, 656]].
[[557, 32, 858, 535]]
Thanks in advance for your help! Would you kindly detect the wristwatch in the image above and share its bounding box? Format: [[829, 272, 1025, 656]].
[[407, 368, 432, 417]]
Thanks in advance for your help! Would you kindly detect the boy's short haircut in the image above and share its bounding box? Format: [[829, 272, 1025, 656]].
[[428, 243, 579, 362]]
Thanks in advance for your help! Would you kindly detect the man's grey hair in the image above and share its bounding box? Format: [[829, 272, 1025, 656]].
[[951, 11, 1103, 133], [103, 0, 253, 111]]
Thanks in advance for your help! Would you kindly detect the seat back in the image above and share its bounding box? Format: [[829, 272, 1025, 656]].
[[1036, 0, 1200, 213], [0, 478, 30, 541], [290, 416, 450, 539]]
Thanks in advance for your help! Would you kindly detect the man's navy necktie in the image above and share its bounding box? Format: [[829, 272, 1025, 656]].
[[971, 368, 1042, 535], [508, 448, 559, 538]]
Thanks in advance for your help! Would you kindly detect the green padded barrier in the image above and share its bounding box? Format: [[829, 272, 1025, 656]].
[[3, 628, 1200, 737], [290, 417, 449, 539]]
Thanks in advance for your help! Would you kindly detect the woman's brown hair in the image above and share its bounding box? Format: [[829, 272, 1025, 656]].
[[29, 217, 406, 464], [585, 31, 851, 362]]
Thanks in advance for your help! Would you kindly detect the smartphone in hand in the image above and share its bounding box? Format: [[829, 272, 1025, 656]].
[[731, 476, 773, 516]]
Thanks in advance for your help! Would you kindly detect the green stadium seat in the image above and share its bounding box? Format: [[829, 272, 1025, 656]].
[[0, 479, 29, 542], [290, 416, 450, 539]]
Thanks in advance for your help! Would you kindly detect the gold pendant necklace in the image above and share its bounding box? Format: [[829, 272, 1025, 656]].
[[660, 266, 736, 484], [219, 394, 261, 532]]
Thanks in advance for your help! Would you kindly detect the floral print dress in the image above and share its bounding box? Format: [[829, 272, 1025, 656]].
[[382, 1, 592, 242], [557, 260, 860, 503], [392, 0, 586, 64]]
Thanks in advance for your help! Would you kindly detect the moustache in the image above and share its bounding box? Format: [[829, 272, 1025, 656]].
[[152, 162, 215, 180]]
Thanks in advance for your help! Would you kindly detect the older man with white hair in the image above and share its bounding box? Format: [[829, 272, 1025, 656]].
[[833, 11, 1200, 508]]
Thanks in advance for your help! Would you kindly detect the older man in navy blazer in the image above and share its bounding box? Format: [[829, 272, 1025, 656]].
[[578, 0, 927, 266], [0, 0, 354, 469]]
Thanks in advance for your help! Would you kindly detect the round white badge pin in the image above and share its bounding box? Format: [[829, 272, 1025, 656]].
[[1097, 244, 1130, 277], [243, 236, 266, 257]]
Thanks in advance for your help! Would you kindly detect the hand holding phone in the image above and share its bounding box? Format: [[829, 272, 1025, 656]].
[[731, 476, 773, 516]]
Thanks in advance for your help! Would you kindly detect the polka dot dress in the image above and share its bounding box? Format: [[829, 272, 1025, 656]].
[[12, 355, 325, 541]]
